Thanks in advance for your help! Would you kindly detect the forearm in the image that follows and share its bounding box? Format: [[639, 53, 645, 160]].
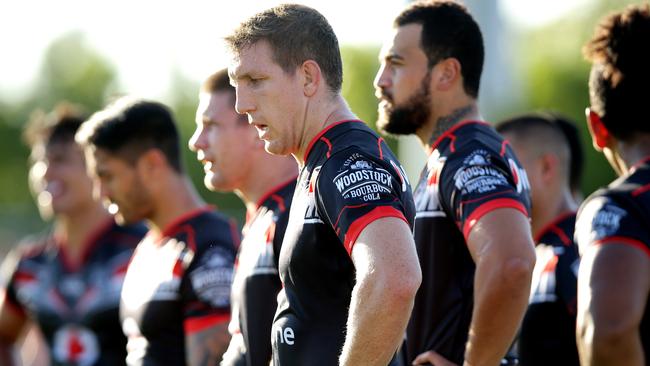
[[339, 273, 414, 366], [187, 322, 231, 366], [464, 258, 532, 366]]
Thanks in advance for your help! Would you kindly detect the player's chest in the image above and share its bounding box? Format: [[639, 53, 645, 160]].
[[14, 255, 127, 319], [120, 238, 194, 308]]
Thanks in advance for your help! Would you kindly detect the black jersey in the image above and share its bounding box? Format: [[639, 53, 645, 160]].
[[272, 120, 415, 366], [222, 178, 296, 366], [575, 158, 650, 357], [120, 207, 238, 366], [0, 219, 146, 366], [518, 213, 579, 365], [404, 121, 532, 364]]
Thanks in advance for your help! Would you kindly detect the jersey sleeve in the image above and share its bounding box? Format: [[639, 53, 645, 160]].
[[438, 146, 530, 240], [575, 195, 650, 258], [315, 149, 413, 255], [181, 222, 238, 334]]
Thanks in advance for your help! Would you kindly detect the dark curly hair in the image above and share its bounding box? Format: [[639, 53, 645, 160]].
[[583, 4, 650, 141]]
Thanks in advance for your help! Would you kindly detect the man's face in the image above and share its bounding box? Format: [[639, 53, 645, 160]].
[[29, 140, 95, 219], [374, 23, 433, 135], [85, 148, 153, 225], [229, 40, 306, 156], [189, 91, 258, 192]]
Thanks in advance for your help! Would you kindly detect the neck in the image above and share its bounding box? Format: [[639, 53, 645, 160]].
[[614, 135, 650, 175], [294, 94, 356, 167], [238, 158, 298, 214], [532, 187, 577, 239], [417, 101, 481, 155], [54, 202, 112, 263], [148, 174, 205, 234]]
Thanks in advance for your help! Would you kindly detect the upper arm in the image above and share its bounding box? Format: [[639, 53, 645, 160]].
[[575, 194, 650, 337], [350, 217, 420, 285], [578, 243, 650, 335], [466, 208, 535, 266], [0, 252, 28, 344], [0, 289, 27, 344]]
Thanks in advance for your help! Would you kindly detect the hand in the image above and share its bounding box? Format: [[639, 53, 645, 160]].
[[412, 350, 458, 366]]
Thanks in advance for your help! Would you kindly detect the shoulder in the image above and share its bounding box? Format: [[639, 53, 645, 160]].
[[187, 211, 239, 254]]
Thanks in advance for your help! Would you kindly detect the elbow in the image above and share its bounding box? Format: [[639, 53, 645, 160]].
[[579, 314, 639, 357], [498, 249, 536, 292], [384, 261, 421, 305]]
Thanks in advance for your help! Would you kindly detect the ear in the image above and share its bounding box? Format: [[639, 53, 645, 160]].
[[301, 60, 322, 97], [539, 153, 559, 184], [586, 108, 611, 150], [136, 149, 167, 183], [431, 58, 461, 92]]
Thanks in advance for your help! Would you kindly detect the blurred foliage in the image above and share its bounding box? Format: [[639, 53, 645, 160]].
[[504, 0, 640, 198]]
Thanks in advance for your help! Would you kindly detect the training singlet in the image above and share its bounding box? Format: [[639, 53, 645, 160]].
[[575, 158, 650, 358], [404, 121, 532, 364], [272, 120, 415, 366], [1, 220, 146, 366], [221, 178, 296, 366], [120, 207, 238, 366], [519, 213, 579, 365]]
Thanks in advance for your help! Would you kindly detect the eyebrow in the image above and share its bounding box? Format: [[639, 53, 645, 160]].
[[381, 52, 404, 63]]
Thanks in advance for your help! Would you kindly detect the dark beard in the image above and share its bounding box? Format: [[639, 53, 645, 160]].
[[377, 73, 431, 136]]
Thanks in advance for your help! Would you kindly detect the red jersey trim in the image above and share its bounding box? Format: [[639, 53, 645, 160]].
[[184, 313, 231, 334], [343, 206, 408, 256], [533, 211, 576, 243], [629, 156, 650, 173], [593, 236, 650, 258], [252, 176, 298, 212], [632, 184, 650, 197], [463, 198, 529, 240], [158, 206, 214, 239], [429, 120, 490, 151], [303, 120, 363, 162]]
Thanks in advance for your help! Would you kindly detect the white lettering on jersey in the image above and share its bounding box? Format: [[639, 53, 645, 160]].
[[415, 152, 446, 218], [190, 246, 234, 308], [576, 198, 628, 252], [508, 158, 531, 194], [274, 325, 295, 345], [530, 245, 558, 304], [304, 166, 323, 224], [453, 150, 509, 194], [332, 157, 394, 202]]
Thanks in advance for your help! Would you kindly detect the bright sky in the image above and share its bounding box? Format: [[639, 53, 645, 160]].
[[0, 0, 590, 103]]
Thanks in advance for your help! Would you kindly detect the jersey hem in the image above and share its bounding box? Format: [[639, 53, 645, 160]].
[[184, 313, 231, 334], [343, 206, 408, 256], [592, 236, 650, 258], [462, 198, 529, 240]]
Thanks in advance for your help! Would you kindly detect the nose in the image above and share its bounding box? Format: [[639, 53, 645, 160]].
[[188, 125, 204, 153], [234, 85, 255, 117], [373, 63, 391, 97]]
